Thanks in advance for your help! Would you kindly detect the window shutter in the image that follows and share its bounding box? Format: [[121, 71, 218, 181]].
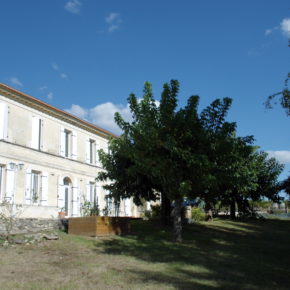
[[60, 127, 65, 157], [124, 198, 132, 216], [40, 172, 48, 206], [0, 102, 8, 140], [85, 138, 90, 163], [40, 119, 44, 150], [95, 142, 100, 166], [31, 116, 40, 149], [58, 177, 65, 210], [72, 179, 78, 216], [5, 168, 15, 202], [72, 131, 77, 160], [25, 169, 32, 204]]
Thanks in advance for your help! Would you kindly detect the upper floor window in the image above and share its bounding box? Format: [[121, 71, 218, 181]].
[[64, 129, 72, 158], [31, 116, 43, 150], [60, 127, 77, 159], [86, 138, 99, 165], [89, 139, 95, 164], [0, 102, 8, 140]]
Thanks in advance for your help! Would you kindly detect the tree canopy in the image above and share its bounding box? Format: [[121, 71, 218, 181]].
[[98, 80, 284, 242]]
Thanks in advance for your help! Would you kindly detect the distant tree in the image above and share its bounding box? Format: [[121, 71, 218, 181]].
[[248, 151, 284, 203], [265, 40, 290, 115], [281, 175, 290, 196]]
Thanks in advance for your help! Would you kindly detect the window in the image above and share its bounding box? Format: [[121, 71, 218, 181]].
[[64, 129, 72, 158], [89, 139, 95, 164], [86, 138, 99, 165], [25, 170, 48, 205], [89, 182, 97, 204], [31, 116, 42, 150], [31, 171, 41, 203], [60, 127, 77, 159]]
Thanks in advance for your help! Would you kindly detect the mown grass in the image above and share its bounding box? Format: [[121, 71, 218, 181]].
[[0, 218, 289, 289]]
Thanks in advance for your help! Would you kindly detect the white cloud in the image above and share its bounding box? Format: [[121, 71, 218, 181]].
[[65, 0, 82, 14], [266, 151, 290, 164], [51, 62, 68, 80], [66, 102, 132, 134], [39, 86, 48, 91], [281, 18, 290, 37], [60, 73, 68, 79], [66, 104, 88, 120], [105, 12, 122, 32], [47, 92, 54, 100], [265, 26, 278, 36], [51, 63, 59, 71], [9, 77, 23, 87]]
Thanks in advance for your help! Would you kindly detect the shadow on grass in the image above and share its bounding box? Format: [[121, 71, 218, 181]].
[[95, 219, 290, 290]]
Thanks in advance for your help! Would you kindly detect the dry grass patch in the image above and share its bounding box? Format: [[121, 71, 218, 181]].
[[0, 218, 290, 289]]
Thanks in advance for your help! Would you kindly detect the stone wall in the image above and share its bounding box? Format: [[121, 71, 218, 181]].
[[0, 218, 68, 235]]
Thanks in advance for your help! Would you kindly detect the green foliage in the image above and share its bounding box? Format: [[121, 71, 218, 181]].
[[143, 205, 161, 220], [97, 79, 284, 240], [281, 175, 290, 196], [191, 207, 206, 222], [249, 200, 273, 211], [265, 75, 290, 116], [81, 201, 100, 217], [265, 42, 290, 116], [0, 201, 23, 241]]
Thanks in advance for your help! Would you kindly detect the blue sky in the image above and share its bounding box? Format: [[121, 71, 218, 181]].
[[1, 0, 290, 180]]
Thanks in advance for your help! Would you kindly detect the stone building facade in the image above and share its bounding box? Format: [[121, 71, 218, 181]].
[[0, 83, 138, 218]]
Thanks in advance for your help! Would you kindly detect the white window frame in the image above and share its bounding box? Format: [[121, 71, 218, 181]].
[[64, 129, 72, 158], [89, 139, 96, 164], [31, 170, 41, 204]]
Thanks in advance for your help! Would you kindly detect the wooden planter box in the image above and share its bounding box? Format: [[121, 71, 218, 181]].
[[68, 216, 131, 237]]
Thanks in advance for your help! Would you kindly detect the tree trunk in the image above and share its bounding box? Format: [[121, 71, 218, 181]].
[[172, 199, 183, 242], [230, 198, 236, 220], [161, 193, 171, 225], [205, 201, 213, 221]]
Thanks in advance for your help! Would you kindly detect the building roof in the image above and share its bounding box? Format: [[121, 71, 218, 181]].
[[0, 83, 118, 139]]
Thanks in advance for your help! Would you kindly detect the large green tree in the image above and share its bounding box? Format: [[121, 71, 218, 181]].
[[98, 80, 284, 241], [98, 80, 239, 241]]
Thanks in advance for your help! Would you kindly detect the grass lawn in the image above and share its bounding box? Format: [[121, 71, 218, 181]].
[[0, 218, 289, 289]]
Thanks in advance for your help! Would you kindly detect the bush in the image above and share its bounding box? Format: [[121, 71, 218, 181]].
[[143, 205, 161, 220], [191, 207, 206, 222]]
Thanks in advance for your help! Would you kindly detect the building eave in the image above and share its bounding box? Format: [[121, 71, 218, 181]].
[[0, 83, 118, 139]]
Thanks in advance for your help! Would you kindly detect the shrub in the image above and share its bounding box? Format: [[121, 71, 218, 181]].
[[191, 207, 206, 222], [151, 204, 161, 219]]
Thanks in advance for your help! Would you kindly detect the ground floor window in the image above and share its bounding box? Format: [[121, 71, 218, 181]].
[[0, 165, 4, 199], [31, 171, 41, 203], [63, 177, 72, 215]]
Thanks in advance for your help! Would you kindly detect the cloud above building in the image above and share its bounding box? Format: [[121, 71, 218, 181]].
[[265, 18, 290, 37], [66, 102, 132, 134], [9, 77, 23, 87], [266, 151, 290, 164], [64, 0, 82, 14]]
